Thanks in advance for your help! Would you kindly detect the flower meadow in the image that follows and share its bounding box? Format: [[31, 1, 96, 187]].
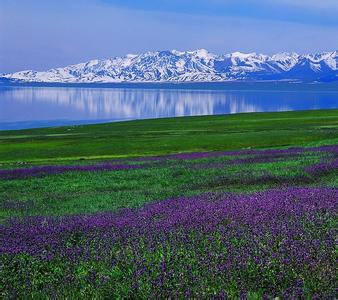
[[0, 145, 337, 298]]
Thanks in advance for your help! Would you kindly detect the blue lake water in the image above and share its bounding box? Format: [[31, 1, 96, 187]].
[[0, 84, 338, 130]]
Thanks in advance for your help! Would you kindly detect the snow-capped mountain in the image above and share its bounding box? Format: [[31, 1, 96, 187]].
[[2, 49, 338, 83]]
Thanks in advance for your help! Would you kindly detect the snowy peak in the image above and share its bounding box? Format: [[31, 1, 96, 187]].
[[3, 49, 338, 83]]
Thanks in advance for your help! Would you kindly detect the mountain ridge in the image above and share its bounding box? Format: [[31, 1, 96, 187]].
[[2, 49, 338, 83]]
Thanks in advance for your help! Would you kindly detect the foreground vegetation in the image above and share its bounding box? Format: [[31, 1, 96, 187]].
[[0, 110, 337, 298]]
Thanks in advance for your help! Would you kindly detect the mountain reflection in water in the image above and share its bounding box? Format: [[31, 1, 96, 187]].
[[0, 86, 337, 129]]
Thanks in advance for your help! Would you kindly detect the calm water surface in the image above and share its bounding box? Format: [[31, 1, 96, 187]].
[[1, 85, 338, 130]]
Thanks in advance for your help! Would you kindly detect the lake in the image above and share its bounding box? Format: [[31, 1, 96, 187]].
[[1, 84, 338, 130]]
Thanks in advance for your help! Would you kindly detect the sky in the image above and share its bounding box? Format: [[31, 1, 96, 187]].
[[1, 0, 338, 73]]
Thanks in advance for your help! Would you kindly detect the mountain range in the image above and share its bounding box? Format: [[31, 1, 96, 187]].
[[2, 49, 338, 83]]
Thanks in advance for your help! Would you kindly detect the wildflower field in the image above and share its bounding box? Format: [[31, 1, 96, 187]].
[[0, 110, 337, 298]]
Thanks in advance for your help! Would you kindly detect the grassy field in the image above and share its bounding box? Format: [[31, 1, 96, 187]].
[[0, 110, 337, 298], [0, 109, 337, 164]]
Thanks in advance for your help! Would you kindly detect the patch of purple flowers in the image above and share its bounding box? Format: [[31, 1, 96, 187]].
[[305, 158, 338, 176], [134, 144, 338, 162], [1, 187, 336, 298], [2, 187, 335, 255], [0, 163, 142, 180], [1, 144, 337, 180]]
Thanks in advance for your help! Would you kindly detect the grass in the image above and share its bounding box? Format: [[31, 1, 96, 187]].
[[0, 150, 334, 222], [0, 109, 337, 221], [0, 109, 337, 164]]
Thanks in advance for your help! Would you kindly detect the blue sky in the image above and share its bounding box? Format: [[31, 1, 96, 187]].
[[1, 0, 338, 73]]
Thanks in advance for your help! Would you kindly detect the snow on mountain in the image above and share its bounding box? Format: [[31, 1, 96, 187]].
[[2, 49, 338, 83]]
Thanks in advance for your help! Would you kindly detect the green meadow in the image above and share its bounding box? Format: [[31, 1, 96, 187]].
[[1, 109, 337, 222], [0, 109, 337, 164]]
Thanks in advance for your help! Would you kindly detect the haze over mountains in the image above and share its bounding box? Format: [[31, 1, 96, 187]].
[[2, 49, 338, 83]]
